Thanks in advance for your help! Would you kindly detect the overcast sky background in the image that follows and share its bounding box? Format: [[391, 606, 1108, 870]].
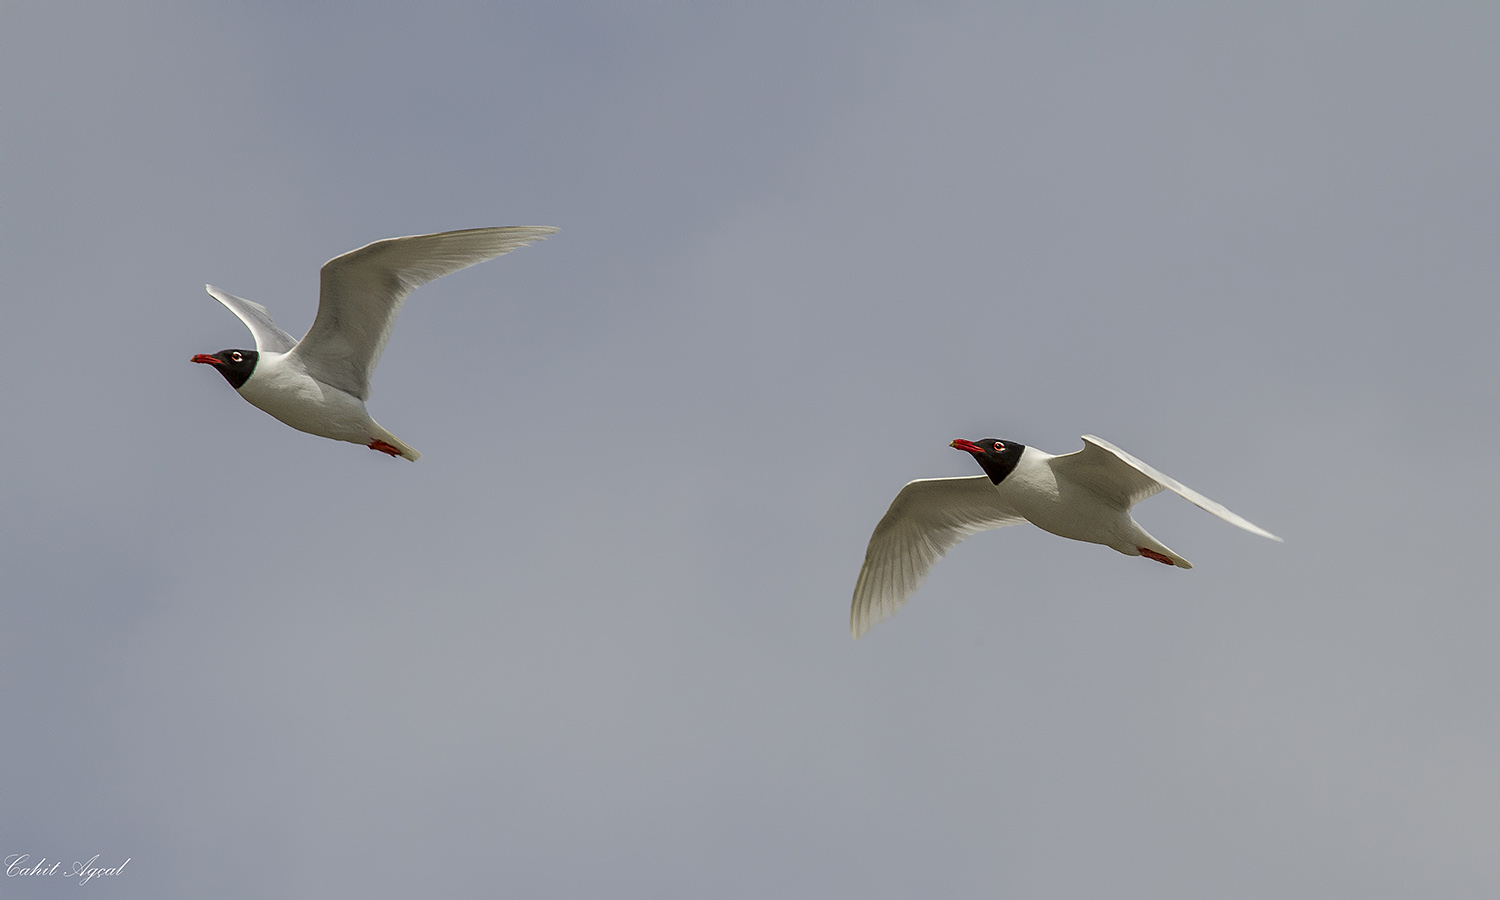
[[2, 3, 1498, 898]]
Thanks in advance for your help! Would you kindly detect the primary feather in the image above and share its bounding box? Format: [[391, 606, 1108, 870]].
[[293, 226, 558, 400], [204, 285, 298, 354], [851, 476, 1025, 639]]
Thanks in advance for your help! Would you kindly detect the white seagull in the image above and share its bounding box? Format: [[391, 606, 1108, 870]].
[[192, 225, 556, 460], [850, 435, 1281, 638]]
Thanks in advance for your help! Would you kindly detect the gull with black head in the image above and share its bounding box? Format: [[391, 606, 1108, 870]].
[[850, 435, 1281, 638], [192, 225, 556, 460]]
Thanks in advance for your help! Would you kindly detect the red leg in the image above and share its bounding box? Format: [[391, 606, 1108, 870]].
[[368, 440, 402, 457], [1138, 548, 1175, 565]]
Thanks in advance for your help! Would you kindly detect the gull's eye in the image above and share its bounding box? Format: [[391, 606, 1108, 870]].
[[231, 352, 243, 362], [993, 442, 1005, 451]]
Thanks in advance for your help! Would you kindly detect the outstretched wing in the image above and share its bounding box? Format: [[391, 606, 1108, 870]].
[[291, 226, 558, 400], [204, 285, 298, 353], [1053, 435, 1282, 541], [851, 476, 1026, 639]]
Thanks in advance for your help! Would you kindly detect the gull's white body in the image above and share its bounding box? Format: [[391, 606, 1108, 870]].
[[199, 226, 557, 460], [234, 351, 404, 452], [850, 435, 1282, 638], [993, 445, 1171, 557]]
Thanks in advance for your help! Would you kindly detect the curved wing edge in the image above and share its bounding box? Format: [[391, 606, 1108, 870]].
[[851, 476, 1025, 639], [298, 226, 559, 399], [205, 285, 298, 353], [1080, 435, 1283, 542]]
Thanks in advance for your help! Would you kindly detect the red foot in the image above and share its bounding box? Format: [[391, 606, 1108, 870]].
[[1138, 548, 1175, 566], [368, 440, 402, 458]]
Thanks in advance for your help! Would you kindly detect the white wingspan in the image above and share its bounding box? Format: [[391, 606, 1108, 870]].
[[1061, 435, 1283, 541], [850, 435, 1283, 638], [850, 476, 1025, 639], [204, 285, 298, 353], [197, 225, 556, 460], [293, 226, 559, 400]]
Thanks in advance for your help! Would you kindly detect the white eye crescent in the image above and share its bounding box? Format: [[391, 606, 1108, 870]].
[[231, 352, 243, 362], [993, 442, 1005, 451]]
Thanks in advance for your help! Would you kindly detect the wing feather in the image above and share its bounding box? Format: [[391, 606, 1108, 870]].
[[851, 476, 1025, 639], [1054, 435, 1282, 541], [204, 285, 298, 353], [292, 226, 557, 399]]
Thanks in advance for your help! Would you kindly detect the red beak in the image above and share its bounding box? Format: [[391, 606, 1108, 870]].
[[950, 438, 982, 454], [191, 354, 222, 365]]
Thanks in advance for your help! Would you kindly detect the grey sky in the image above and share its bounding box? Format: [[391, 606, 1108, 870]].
[[3, 3, 1497, 897]]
